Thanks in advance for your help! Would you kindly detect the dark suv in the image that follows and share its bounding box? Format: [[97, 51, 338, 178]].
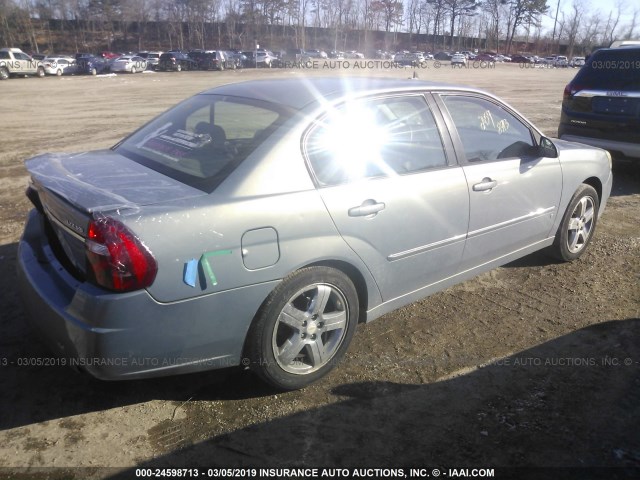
[[558, 46, 640, 159], [157, 52, 197, 71]]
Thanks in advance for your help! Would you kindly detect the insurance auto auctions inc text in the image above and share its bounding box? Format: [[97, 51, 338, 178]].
[[254, 468, 495, 477]]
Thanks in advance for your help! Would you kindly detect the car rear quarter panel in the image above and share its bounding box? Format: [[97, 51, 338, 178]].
[[127, 120, 382, 311]]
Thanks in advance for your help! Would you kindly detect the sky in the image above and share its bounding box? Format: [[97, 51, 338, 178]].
[[540, 0, 638, 35]]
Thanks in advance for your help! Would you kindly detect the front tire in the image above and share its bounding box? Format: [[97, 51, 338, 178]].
[[245, 266, 359, 390], [549, 184, 599, 261], [0, 67, 9, 80]]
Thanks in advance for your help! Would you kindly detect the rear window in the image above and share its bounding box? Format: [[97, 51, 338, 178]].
[[115, 94, 292, 192], [575, 49, 640, 90]]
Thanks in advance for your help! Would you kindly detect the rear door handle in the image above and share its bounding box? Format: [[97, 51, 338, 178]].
[[348, 199, 386, 217], [473, 177, 498, 192]]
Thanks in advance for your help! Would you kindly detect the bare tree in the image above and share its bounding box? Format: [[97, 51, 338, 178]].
[[442, 0, 478, 50], [565, 1, 581, 58], [370, 0, 403, 33], [504, 0, 548, 54]]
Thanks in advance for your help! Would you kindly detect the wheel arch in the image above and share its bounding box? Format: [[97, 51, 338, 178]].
[[582, 176, 603, 205], [303, 259, 370, 324], [242, 259, 372, 356]]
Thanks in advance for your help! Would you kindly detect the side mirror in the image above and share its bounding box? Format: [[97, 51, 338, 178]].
[[539, 137, 558, 158]]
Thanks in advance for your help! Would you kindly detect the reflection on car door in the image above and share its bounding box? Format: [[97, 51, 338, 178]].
[[305, 94, 469, 301], [438, 94, 562, 269]]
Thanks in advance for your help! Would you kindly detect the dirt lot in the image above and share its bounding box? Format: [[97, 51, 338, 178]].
[[0, 63, 639, 479]]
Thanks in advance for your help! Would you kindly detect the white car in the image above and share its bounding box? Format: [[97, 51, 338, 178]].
[[110, 56, 147, 73], [554, 56, 569, 67], [569, 56, 585, 67], [451, 54, 467, 66], [256, 51, 277, 67], [137, 51, 162, 70], [42, 56, 75, 76]]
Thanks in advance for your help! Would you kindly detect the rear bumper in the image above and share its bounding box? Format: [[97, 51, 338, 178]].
[[17, 209, 278, 380], [559, 134, 640, 159]]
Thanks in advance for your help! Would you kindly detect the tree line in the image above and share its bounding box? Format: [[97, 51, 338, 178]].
[[1, 0, 637, 57]]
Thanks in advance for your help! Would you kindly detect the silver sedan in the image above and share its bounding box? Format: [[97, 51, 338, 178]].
[[110, 55, 147, 73], [17, 77, 612, 390]]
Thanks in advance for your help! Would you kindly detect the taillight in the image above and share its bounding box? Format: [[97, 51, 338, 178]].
[[85, 216, 157, 292], [563, 83, 586, 101]]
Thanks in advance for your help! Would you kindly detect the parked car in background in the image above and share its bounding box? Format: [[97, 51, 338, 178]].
[[110, 55, 147, 73], [42, 56, 76, 76], [0, 47, 45, 80], [304, 49, 328, 59], [474, 53, 496, 63], [282, 48, 305, 63], [569, 56, 585, 67], [423, 52, 434, 60], [375, 50, 393, 59], [494, 54, 511, 62], [255, 50, 277, 67], [157, 52, 197, 71], [328, 51, 345, 59], [344, 50, 364, 59], [188, 50, 229, 70], [609, 40, 640, 48], [17, 77, 612, 391], [75, 54, 110, 75], [434, 51, 452, 61], [394, 52, 426, 66], [241, 51, 256, 67], [554, 56, 569, 67], [137, 51, 162, 70], [451, 53, 467, 66], [559, 46, 640, 159], [510, 54, 534, 63], [223, 51, 241, 69], [100, 51, 120, 60]]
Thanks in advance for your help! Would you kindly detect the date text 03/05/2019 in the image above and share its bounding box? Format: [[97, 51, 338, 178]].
[[134, 467, 496, 478]]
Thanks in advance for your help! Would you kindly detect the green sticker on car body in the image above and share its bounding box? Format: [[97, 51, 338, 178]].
[[200, 250, 233, 286]]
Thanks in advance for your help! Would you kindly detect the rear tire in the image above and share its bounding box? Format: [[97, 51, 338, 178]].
[[245, 266, 359, 390], [548, 184, 599, 261], [176, 64, 182, 72], [0, 67, 9, 80], [37, 66, 45, 77]]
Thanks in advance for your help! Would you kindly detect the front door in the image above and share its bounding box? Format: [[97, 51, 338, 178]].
[[305, 94, 469, 301]]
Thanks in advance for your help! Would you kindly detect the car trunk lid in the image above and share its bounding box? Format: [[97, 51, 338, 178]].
[[25, 149, 205, 278]]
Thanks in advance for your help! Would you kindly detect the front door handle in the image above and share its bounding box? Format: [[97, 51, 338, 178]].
[[348, 199, 386, 217], [473, 177, 498, 192]]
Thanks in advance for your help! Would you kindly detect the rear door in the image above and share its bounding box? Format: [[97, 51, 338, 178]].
[[435, 93, 562, 270], [305, 93, 469, 301]]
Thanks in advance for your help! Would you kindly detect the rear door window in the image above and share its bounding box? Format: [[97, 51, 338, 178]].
[[116, 95, 292, 192]]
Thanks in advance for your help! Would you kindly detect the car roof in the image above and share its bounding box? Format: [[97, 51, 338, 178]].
[[201, 77, 473, 110]]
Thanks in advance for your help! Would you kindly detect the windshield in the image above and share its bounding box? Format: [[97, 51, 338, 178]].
[[114, 94, 292, 192]]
